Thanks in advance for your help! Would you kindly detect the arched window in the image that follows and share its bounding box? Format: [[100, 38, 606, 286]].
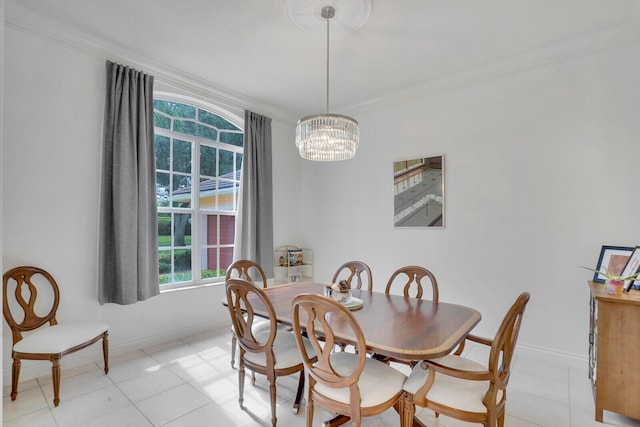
[[154, 95, 243, 289]]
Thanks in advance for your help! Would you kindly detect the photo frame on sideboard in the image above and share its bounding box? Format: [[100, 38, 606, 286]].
[[393, 155, 444, 228], [592, 245, 634, 283], [621, 246, 640, 292]]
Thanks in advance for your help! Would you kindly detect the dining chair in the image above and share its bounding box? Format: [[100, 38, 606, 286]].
[[225, 278, 314, 426], [225, 259, 269, 369], [402, 292, 531, 427], [2, 266, 109, 407], [291, 293, 408, 427], [331, 261, 373, 291], [385, 265, 439, 300], [378, 265, 440, 366]]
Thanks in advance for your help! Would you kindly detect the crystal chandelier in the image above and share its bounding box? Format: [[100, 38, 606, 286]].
[[295, 5, 359, 161]]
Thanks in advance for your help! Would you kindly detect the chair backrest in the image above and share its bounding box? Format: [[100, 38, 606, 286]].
[[384, 265, 439, 301], [331, 261, 373, 291], [488, 292, 530, 391], [225, 278, 277, 359], [292, 294, 367, 414], [3, 266, 60, 345], [226, 260, 268, 288]]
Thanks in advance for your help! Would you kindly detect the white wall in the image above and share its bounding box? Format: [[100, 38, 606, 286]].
[[299, 42, 640, 363], [4, 8, 640, 383], [1, 26, 300, 383]]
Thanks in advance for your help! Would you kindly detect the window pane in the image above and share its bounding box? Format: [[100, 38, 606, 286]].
[[235, 153, 243, 173], [172, 175, 192, 208], [173, 213, 192, 247], [154, 100, 196, 119], [173, 120, 218, 141], [173, 249, 192, 283], [200, 179, 217, 210], [159, 249, 171, 284], [218, 179, 234, 211], [154, 112, 170, 129], [158, 213, 171, 248], [200, 145, 216, 177], [155, 135, 170, 170], [201, 248, 220, 278], [219, 150, 233, 176], [173, 139, 192, 173], [156, 172, 170, 207], [220, 215, 235, 245], [220, 132, 244, 147], [202, 213, 218, 245], [220, 247, 234, 271], [198, 109, 240, 131]]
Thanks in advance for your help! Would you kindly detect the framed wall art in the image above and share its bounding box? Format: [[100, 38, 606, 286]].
[[621, 246, 640, 292], [393, 155, 444, 228], [592, 245, 634, 283]]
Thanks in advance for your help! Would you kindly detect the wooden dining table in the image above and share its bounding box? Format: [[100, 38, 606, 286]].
[[245, 282, 482, 427]]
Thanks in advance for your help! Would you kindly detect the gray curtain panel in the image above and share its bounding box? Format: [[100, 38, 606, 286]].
[[234, 110, 274, 278], [99, 60, 159, 305]]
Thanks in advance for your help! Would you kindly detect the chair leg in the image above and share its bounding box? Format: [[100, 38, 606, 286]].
[[306, 394, 314, 427], [238, 362, 245, 408], [403, 393, 416, 427], [292, 370, 304, 414], [269, 378, 277, 427], [52, 356, 61, 407], [102, 332, 110, 374], [10, 358, 20, 401], [231, 336, 236, 368]]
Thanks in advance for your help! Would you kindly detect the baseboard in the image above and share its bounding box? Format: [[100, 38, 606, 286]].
[[4, 326, 588, 387], [516, 342, 587, 367], [2, 322, 223, 387]]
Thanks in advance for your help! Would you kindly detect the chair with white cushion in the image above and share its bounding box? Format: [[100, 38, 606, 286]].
[[225, 259, 269, 369], [2, 266, 109, 407], [402, 292, 530, 427], [225, 278, 315, 426], [292, 293, 407, 427]]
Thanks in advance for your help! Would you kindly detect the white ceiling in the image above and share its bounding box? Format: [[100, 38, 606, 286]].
[[6, 0, 640, 121]]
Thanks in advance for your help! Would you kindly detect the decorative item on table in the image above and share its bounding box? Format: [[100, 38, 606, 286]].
[[288, 249, 304, 266], [581, 264, 640, 296], [330, 279, 352, 303]]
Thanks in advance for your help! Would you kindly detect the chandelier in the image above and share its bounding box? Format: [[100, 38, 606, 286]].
[[295, 5, 360, 161]]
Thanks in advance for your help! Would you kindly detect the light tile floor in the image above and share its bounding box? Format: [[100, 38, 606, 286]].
[[3, 328, 640, 426]]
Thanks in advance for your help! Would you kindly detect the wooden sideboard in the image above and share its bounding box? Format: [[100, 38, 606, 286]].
[[588, 281, 640, 422]]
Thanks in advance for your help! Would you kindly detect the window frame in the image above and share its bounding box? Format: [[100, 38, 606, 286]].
[[154, 92, 244, 292]]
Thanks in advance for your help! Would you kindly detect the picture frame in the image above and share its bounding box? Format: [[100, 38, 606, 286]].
[[592, 245, 634, 283], [393, 155, 444, 228], [621, 246, 640, 292]]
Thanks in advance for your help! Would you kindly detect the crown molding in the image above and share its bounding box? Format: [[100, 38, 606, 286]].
[[341, 12, 640, 116], [4, 2, 297, 125], [6, 1, 640, 122]]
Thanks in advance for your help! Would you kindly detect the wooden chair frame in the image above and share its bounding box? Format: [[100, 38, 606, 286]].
[[225, 259, 268, 369], [292, 293, 406, 427], [379, 265, 440, 365], [225, 278, 308, 426], [402, 292, 531, 427], [2, 266, 109, 407], [331, 261, 373, 291], [385, 265, 439, 300]]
